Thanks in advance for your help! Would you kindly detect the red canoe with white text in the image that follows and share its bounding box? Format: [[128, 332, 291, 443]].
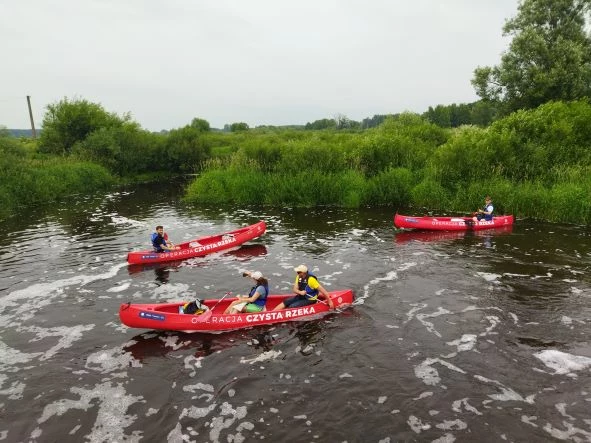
[[126, 220, 266, 265], [118, 289, 354, 333], [394, 213, 514, 231]]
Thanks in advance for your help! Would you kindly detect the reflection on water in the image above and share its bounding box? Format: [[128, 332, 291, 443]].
[[1, 181, 590, 443]]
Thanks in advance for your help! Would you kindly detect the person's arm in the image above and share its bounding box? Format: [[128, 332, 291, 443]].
[[317, 284, 335, 309], [293, 277, 303, 295]]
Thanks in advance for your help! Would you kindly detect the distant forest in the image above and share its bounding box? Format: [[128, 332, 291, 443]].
[[7, 100, 496, 135]]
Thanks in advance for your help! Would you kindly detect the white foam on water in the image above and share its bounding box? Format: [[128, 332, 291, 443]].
[[415, 307, 452, 338], [543, 422, 591, 441], [521, 415, 538, 427], [477, 272, 501, 282], [534, 350, 591, 377], [561, 316, 573, 326], [22, 324, 96, 361], [0, 262, 127, 316], [240, 350, 282, 364], [446, 334, 477, 353], [413, 391, 433, 400], [555, 403, 576, 420], [106, 281, 131, 293], [414, 358, 466, 386], [109, 215, 146, 228], [509, 312, 519, 324], [473, 375, 535, 404], [452, 398, 482, 415], [209, 402, 248, 443], [184, 355, 204, 377], [153, 282, 192, 300], [0, 340, 42, 367], [571, 287, 583, 294], [85, 346, 142, 374], [378, 396, 387, 404], [339, 373, 353, 379], [358, 268, 407, 304], [35, 381, 144, 442], [407, 415, 431, 433], [480, 316, 500, 337], [435, 419, 467, 430], [432, 434, 456, 443], [0, 373, 25, 400]]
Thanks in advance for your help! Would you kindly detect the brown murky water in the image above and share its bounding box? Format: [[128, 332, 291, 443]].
[[1, 180, 590, 442]]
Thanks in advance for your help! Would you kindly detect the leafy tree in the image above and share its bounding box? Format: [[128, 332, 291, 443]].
[[190, 118, 210, 132], [424, 106, 452, 127], [39, 98, 124, 154], [360, 114, 392, 129], [305, 118, 336, 130], [165, 125, 211, 172], [472, 0, 591, 114], [229, 122, 249, 132]]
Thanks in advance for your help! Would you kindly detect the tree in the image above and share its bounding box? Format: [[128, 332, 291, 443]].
[[190, 118, 210, 132], [39, 98, 124, 154], [229, 122, 249, 132], [472, 0, 591, 115], [305, 118, 336, 130]]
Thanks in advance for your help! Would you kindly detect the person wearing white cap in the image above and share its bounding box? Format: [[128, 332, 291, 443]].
[[273, 265, 334, 311], [224, 271, 269, 314]]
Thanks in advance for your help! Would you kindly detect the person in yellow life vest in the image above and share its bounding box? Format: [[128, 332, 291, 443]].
[[273, 265, 334, 311]]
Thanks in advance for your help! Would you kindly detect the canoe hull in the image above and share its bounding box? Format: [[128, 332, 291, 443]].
[[394, 213, 514, 231], [127, 220, 266, 264], [119, 289, 354, 333]]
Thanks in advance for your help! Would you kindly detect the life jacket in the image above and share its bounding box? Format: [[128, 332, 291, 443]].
[[151, 232, 167, 252], [482, 203, 494, 221], [249, 284, 269, 307], [297, 273, 319, 301]]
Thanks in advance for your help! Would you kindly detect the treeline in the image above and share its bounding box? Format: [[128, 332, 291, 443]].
[[302, 101, 497, 131], [2, 98, 591, 224], [186, 100, 591, 224]]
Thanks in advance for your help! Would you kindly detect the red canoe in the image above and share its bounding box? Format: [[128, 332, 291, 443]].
[[394, 213, 514, 231], [127, 221, 266, 265], [119, 289, 354, 333]]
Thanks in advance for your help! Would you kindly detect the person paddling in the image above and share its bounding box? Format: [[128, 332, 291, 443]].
[[151, 225, 179, 253], [273, 265, 334, 311]]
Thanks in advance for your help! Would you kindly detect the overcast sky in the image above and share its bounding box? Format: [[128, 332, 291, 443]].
[[0, 0, 518, 131]]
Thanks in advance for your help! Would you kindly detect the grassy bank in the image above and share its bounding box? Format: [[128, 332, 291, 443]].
[[186, 101, 591, 225]]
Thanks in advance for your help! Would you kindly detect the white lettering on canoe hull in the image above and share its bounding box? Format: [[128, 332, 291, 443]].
[[157, 237, 237, 259]]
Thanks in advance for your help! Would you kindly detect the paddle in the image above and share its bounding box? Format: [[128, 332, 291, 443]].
[[193, 291, 232, 322]]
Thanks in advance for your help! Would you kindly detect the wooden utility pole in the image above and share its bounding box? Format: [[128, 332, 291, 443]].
[[26, 95, 37, 139]]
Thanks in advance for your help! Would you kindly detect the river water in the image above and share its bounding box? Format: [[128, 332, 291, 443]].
[[1, 180, 590, 443]]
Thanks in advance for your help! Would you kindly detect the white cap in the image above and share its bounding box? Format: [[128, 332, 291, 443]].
[[250, 271, 263, 280], [294, 265, 308, 273]]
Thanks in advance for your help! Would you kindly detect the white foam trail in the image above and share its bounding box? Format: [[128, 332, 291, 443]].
[[240, 350, 282, 364], [0, 263, 127, 315], [473, 375, 535, 403], [534, 350, 591, 377], [414, 358, 466, 386], [35, 381, 144, 442], [446, 335, 478, 353]]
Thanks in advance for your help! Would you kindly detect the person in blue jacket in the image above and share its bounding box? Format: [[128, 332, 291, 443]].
[[224, 271, 269, 314], [473, 196, 494, 222], [151, 225, 179, 253]]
